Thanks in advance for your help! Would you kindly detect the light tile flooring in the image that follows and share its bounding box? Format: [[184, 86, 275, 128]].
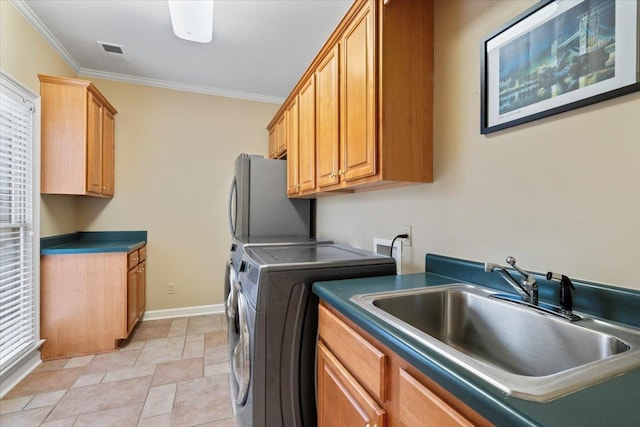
[[0, 315, 238, 426]]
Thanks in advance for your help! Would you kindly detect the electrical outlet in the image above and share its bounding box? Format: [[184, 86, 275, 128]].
[[400, 225, 412, 247], [168, 283, 176, 294]]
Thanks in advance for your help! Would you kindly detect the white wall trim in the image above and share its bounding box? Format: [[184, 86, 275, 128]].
[[0, 346, 42, 399], [142, 304, 225, 321], [77, 68, 285, 104], [8, 0, 81, 74]]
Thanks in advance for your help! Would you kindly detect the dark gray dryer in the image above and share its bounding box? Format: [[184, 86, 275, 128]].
[[229, 243, 396, 427]]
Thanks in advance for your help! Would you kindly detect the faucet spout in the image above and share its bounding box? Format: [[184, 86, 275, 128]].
[[484, 257, 538, 304]]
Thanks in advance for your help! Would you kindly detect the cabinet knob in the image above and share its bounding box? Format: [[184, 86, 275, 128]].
[[329, 172, 336, 178], [338, 170, 345, 175]]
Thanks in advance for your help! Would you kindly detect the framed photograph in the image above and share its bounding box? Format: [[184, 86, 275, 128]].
[[481, 0, 640, 134]]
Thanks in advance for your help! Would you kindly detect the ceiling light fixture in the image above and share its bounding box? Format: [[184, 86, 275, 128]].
[[168, 0, 214, 43]]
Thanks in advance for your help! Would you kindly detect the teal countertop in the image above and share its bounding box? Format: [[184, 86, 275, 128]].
[[41, 231, 147, 255], [313, 254, 640, 426]]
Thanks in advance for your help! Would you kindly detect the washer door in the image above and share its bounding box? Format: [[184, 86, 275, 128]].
[[231, 282, 251, 406], [225, 266, 238, 324]]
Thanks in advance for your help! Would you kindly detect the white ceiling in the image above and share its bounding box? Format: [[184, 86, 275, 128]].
[[14, 0, 353, 103]]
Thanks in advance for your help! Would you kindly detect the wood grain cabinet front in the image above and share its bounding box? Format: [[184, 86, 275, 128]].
[[317, 302, 491, 427], [286, 95, 300, 195], [39, 74, 117, 197], [126, 248, 147, 336], [268, 0, 434, 197], [40, 245, 147, 360], [286, 74, 318, 197], [317, 341, 386, 427]]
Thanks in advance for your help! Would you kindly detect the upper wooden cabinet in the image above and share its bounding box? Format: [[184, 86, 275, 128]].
[[286, 96, 300, 195], [287, 74, 318, 197], [340, 2, 376, 184], [267, 0, 434, 197], [39, 75, 117, 197], [316, 45, 340, 189], [269, 111, 287, 159]]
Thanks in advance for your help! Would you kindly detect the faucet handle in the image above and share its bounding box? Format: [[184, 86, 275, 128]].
[[547, 272, 576, 313], [506, 256, 536, 286]]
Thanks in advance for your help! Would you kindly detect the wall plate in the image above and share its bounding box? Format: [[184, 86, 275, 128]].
[[373, 237, 402, 274]]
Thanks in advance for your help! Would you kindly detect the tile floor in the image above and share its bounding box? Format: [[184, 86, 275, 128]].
[[0, 315, 238, 426]]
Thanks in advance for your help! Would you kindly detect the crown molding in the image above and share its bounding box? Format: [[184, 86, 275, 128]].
[[9, 0, 81, 74], [78, 68, 285, 104], [9, 0, 284, 104]]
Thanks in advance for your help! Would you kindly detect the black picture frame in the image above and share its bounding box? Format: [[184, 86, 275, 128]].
[[481, 0, 640, 134]]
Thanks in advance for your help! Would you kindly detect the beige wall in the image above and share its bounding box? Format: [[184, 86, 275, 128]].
[[317, 0, 640, 290], [75, 80, 277, 309], [4, 0, 638, 316], [1, 0, 79, 237]]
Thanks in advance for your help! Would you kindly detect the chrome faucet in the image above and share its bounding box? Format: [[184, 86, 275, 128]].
[[484, 256, 538, 305]]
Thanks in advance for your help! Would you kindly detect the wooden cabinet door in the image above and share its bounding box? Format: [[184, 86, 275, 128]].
[[268, 126, 277, 159], [137, 260, 146, 316], [317, 341, 385, 427], [102, 108, 115, 196], [298, 75, 316, 193], [316, 45, 340, 188], [399, 369, 474, 427], [86, 91, 103, 194], [286, 97, 300, 196], [127, 267, 138, 334], [340, 2, 376, 182], [276, 113, 287, 156]]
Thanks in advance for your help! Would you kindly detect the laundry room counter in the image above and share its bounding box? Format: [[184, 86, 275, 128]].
[[313, 253, 640, 426], [41, 231, 147, 254]]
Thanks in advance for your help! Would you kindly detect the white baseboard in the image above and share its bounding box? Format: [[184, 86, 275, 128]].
[[142, 303, 225, 321]]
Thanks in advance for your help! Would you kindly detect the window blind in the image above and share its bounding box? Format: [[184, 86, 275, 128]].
[[0, 74, 36, 373]]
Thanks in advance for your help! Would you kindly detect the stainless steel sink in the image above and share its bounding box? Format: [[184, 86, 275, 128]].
[[350, 284, 640, 402]]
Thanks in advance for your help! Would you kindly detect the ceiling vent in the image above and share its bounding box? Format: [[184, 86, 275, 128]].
[[97, 41, 125, 60]]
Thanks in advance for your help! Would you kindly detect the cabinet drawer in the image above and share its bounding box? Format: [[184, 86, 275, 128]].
[[138, 246, 147, 262], [399, 369, 473, 427], [317, 341, 385, 427], [318, 304, 386, 401], [127, 250, 140, 270]]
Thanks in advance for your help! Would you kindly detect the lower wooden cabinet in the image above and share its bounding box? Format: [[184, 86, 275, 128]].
[[317, 341, 385, 427], [127, 267, 139, 334], [398, 369, 475, 427], [126, 247, 147, 336], [40, 246, 147, 360], [137, 260, 147, 316], [317, 303, 491, 427]]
